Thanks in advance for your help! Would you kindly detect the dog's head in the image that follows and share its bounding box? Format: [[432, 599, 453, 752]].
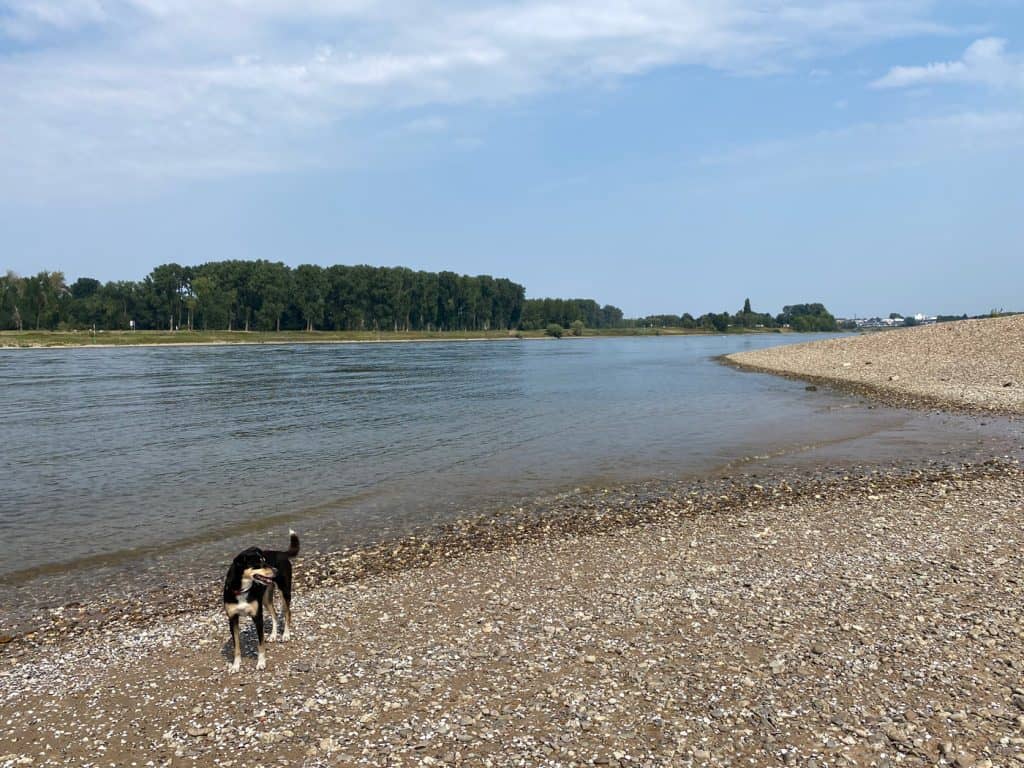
[[230, 547, 277, 589]]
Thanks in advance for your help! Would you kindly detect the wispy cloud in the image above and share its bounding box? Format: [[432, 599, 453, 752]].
[[698, 109, 1024, 185], [0, 1, 966, 195], [872, 37, 1024, 89]]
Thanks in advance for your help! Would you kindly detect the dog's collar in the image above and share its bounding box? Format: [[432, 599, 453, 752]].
[[232, 586, 250, 597]]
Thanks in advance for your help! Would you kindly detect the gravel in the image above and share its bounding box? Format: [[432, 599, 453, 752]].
[[2, 459, 1024, 767], [724, 315, 1024, 415]]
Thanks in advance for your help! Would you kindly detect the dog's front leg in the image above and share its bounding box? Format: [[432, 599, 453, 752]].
[[254, 605, 267, 671], [228, 614, 241, 674]]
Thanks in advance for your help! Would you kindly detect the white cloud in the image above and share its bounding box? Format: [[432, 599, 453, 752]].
[[0, 0, 969, 195], [872, 37, 1024, 89]]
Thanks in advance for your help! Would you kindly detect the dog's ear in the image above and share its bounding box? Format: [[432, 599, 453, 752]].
[[225, 559, 243, 589], [239, 546, 264, 564]]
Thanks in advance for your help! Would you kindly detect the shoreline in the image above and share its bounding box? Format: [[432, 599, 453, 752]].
[[4, 401, 1018, 641], [0, 455, 984, 643], [0, 327, 801, 350], [0, 335, 533, 351], [719, 354, 1023, 417], [2, 456, 1022, 767], [724, 315, 1024, 417]]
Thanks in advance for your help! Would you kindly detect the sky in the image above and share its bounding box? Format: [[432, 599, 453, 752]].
[[1, 1, 1022, 318]]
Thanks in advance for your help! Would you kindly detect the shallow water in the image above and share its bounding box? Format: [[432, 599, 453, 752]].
[[0, 334, 1017, 605]]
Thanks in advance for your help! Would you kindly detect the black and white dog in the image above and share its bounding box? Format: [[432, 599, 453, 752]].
[[222, 530, 299, 673]]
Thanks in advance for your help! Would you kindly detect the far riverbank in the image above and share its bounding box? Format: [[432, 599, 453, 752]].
[[0, 326, 797, 349]]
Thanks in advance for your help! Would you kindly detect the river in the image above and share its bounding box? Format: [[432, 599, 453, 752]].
[[0, 334, 1017, 624]]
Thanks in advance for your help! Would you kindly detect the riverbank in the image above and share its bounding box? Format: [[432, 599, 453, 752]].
[[1, 458, 1023, 767], [725, 315, 1024, 416], [0, 326, 791, 349], [3, 319, 1023, 767]]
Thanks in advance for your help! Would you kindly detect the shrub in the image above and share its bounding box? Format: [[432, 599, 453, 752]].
[[570, 320, 585, 337], [545, 323, 564, 338]]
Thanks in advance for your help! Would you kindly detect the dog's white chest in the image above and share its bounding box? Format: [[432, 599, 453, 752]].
[[226, 595, 257, 618]]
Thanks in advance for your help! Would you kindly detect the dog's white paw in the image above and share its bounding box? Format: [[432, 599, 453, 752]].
[[268, 632, 279, 643], [256, 655, 266, 671], [229, 660, 240, 674], [281, 630, 291, 643]]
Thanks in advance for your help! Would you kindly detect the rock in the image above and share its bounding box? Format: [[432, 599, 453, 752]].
[[954, 753, 977, 768]]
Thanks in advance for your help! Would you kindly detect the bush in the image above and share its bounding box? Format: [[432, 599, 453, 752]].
[[545, 323, 564, 338], [570, 320, 585, 337]]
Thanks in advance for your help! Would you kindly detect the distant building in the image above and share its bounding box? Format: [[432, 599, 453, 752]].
[[846, 314, 938, 329]]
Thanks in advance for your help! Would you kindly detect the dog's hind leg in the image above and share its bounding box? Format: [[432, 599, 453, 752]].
[[263, 584, 279, 642], [280, 580, 292, 642], [254, 606, 267, 671], [228, 615, 242, 674]]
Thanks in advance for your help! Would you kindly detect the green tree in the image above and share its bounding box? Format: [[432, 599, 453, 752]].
[[22, 271, 68, 329], [0, 272, 25, 330], [294, 264, 328, 332], [253, 261, 291, 331], [777, 303, 838, 332]]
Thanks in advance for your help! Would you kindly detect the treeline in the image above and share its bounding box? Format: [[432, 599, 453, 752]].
[[0, 263, 838, 335], [621, 300, 839, 332], [0, 262, 528, 332], [519, 298, 624, 330]]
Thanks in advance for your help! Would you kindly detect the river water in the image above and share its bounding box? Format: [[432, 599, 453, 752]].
[[0, 335, 1017, 620]]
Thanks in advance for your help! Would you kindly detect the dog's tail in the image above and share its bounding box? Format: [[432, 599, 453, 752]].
[[286, 529, 300, 558]]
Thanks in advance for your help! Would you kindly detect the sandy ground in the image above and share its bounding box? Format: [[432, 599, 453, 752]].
[[3, 316, 1024, 768], [725, 316, 1024, 415]]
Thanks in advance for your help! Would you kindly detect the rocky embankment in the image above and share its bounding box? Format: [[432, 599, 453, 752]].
[[726, 315, 1024, 415], [2, 460, 1024, 768]]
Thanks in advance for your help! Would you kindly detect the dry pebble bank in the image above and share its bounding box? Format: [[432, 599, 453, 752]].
[[725, 315, 1024, 415], [2, 458, 1024, 768]]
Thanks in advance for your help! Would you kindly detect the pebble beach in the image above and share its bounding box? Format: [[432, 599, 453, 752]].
[[725, 315, 1024, 416], [2, 318, 1023, 768]]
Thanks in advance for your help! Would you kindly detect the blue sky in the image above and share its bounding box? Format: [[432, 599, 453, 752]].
[[1, 1, 1022, 317]]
